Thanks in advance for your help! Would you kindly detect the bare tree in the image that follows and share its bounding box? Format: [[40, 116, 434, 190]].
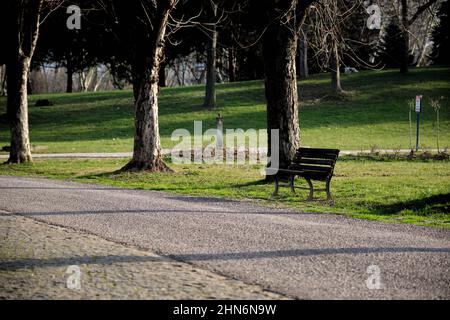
[[184, 0, 236, 108], [396, 0, 440, 73], [308, 0, 367, 93], [1, 0, 53, 163]]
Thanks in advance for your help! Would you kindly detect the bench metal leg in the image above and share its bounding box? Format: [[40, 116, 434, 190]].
[[326, 178, 333, 201], [305, 178, 314, 201], [289, 175, 295, 194], [271, 176, 279, 198]]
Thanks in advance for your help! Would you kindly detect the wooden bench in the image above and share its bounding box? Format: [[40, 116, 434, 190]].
[[267, 147, 340, 201]]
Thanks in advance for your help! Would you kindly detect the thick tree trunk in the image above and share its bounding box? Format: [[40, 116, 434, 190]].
[[204, 24, 217, 109], [6, 56, 32, 163], [263, 16, 300, 169], [120, 1, 174, 172], [122, 76, 169, 172], [331, 42, 343, 92], [400, 0, 410, 73], [122, 76, 170, 173]]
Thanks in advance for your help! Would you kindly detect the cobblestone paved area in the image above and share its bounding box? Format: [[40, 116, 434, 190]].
[[0, 212, 284, 299]]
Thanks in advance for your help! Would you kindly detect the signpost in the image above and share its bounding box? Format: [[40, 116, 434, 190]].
[[216, 113, 223, 150], [415, 95, 422, 151]]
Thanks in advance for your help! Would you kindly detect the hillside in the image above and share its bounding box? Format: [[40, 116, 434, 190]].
[[1, 67, 449, 154]]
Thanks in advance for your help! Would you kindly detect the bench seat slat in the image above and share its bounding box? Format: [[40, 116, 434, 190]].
[[296, 148, 339, 161], [298, 154, 338, 160], [289, 164, 331, 173], [297, 159, 334, 166], [298, 147, 340, 154]]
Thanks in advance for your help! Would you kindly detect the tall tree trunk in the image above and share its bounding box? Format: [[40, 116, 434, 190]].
[[4, 0, 43, 163], [6, 56, 32, 163], [262, 0, 315, 171], [263, 11, 300, 170], [298, 25, 309, 78], [228, 46, 236, 82], [203, 2, 218, 109], [331, 41, 343, 92], [121, 1, 174, 172], [400, 0, 410, 73]]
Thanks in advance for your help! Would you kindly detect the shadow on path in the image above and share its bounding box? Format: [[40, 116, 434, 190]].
[[2, 247, 449, 271], [12, 208, 303, 216]]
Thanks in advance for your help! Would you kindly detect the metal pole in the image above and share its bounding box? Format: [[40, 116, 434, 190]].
[[415, 95, 422, 152], [416, 112, 420, 152], [216, 113, 223, 150]]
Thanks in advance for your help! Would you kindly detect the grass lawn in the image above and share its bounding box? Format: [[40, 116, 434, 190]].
[[1, 67, 449, 153], [1, 157, 449, 228]]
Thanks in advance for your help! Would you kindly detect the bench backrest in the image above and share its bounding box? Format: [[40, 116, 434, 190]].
[[292, 147, 340, 178]]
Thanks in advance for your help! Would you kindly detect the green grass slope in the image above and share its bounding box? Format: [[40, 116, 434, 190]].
[[1, 67, 449, 153]]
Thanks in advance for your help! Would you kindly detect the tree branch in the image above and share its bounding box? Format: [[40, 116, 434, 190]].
[[409, 0, 439, 25]]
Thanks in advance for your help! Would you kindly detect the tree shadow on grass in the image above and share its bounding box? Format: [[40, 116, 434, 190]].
[[234, 179, 269, 188], [370, 193, 450, 216]]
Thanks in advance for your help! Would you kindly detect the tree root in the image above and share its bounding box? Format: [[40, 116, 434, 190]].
[[118, 158, 173, 173]]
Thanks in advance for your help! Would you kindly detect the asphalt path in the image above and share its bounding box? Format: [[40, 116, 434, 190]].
[[1, 175, 449, 299]]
